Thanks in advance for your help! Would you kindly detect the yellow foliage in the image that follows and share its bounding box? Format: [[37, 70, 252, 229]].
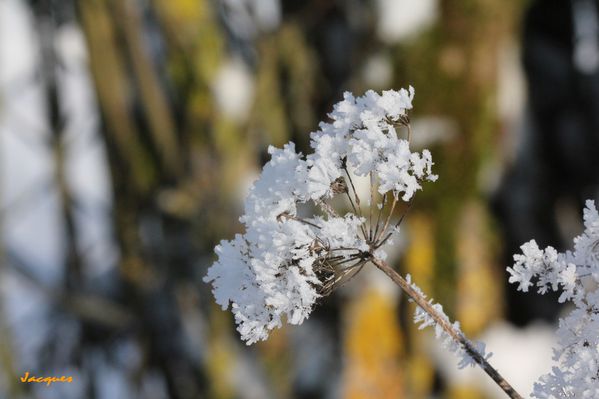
[[446, 385, 485, 399], [207, 308, 236, 399], [257, 327, 292, 398], [405, 215, 435, 292], [343, 287, 404, 399], [156, 0, 223, 83], [251, 23, 316, 148], [456, 200, 502, 336], [404, 214, 436, 397]]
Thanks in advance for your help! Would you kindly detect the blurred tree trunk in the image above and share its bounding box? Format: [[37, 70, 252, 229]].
[[0, 124, 23, 399], [396, 0, 521, 396], [76, 0, 211, 397]]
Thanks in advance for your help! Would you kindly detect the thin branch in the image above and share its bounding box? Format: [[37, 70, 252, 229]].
[[327, 247, 362, 253], [369, 171, 375, 242], [343, 166, 369, 240], [316, 199, 339, 218], [343, 166, 362, 211], [277, 213, 321, 229], [344, 188, 360, 216], [375, 199, 414, 249], [329, 259, 368, 290], [321, 254, 362, 271], [371, 258, 524, 399], [372, 192, 387, 241], [375, 194, 398, 243]]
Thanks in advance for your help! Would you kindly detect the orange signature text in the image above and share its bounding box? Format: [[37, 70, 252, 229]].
[[20, 372, 73, 386]]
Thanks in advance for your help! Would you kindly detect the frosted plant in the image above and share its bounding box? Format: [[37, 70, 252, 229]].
[[509, 200, 599, 398], [205, 88, 522, 398], [405, 274, 492, 369]]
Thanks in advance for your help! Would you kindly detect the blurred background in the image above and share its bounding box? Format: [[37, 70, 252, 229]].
[[2, 0, 599, 398]]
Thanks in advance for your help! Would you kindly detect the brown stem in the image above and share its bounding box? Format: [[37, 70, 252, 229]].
[[331, 259, 368, 287], [316, 199, 339, 218], [369, 171, 375, 241], [375, 195, 398, 243], [373, 192, 386, 240], [277, 213, 321, 229], [375, 199, 414, 250], [371, 258, 523, 399], [343, 167, 361, 209], [343, 167, 368, 240]]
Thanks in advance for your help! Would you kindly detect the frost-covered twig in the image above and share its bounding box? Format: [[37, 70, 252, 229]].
[[372, 258, 523, 399]]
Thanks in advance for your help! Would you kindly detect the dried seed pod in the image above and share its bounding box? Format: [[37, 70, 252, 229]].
[[330, 177, 348, 194]]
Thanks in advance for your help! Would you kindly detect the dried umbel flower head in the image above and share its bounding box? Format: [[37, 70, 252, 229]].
[[203, 87, 525, 399], [204, 87, 437, 344]]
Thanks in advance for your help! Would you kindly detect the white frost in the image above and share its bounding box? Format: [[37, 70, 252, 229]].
[[204, 88, 438, 344], [508, 200, 599, 397]]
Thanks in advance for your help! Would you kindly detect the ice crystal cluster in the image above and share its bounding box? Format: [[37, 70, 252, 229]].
[[509, 200, 599, 398], [204, 87, 438, 344], [406, 274, 492, 369]]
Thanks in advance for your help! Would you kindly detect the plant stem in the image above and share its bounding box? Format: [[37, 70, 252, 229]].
[[371, 257, 523, 399], [375, 195, 397, 243], [369, 171, 375, 241], [375, 199, 414, 250], [373, 193, 387, 240], [343, 167, 368, 240]]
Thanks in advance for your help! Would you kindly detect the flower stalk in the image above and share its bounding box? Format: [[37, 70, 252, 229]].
[[371, 257, 524, 399]]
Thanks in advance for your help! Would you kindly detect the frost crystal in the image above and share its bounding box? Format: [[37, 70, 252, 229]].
[[406, 275, 492, 370], [508, 200, 599, 397], [204, 88, 437, 344]]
